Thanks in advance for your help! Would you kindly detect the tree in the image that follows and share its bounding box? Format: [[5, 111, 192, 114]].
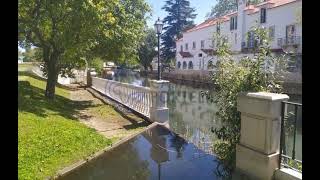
[[206, 0, 263, 19], [206, 0, 237, 18], [138, 28, 157, 71], [161, 0, 196, 63], [19, 0, 150, 99], [202, 26, 289, 171], [21, 47, 42, 62]]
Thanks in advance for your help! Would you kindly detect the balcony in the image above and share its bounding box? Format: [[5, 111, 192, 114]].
[[277, 36, 301, 47]]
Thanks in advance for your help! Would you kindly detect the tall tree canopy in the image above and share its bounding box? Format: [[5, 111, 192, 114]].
[[161, 0, 196, 63], [18, 0, 150, 99], [206, 0, 263, 19], [138, 28, 157, 71]]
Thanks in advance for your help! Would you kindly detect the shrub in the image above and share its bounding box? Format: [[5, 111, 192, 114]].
[[204, 26, 290, 170]]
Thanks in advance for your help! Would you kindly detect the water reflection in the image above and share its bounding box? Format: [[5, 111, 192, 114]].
[[58, 125, 226, 180], [113, 71, 222, 155], [112, 70, 301, 160]]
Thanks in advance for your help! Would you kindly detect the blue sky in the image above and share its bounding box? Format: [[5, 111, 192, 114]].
[[146, 0, 217, 28]]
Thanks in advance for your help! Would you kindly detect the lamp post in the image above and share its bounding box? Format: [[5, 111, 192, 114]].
[[154, 17, 164, 80]]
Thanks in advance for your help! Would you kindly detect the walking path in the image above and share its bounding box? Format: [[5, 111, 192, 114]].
[[69, 84, 149, 141]]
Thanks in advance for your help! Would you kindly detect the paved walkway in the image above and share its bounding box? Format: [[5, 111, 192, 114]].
[[69, 85, 149, 141]]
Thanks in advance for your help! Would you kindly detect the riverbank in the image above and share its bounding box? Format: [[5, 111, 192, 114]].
[[18, 66, 149, 179], [142, 70, 301, 95]]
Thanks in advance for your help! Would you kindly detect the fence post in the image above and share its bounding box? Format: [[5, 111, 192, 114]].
[[235, 92, 289, 180], [149, 80, 170, 126]]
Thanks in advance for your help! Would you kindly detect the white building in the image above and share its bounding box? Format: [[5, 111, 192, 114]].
[[175, 0, 302, 71]]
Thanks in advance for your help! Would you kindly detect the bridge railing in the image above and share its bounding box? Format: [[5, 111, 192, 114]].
[[91, 77, 153, 118]]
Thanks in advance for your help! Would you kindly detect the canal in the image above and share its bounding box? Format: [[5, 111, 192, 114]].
[[112, 70, 302, 161], [57, 70, 301, 179]]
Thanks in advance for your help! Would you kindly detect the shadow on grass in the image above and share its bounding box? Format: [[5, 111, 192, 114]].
[[122, 121, 150, 130], [18, 75, 96, 120], [86, 88, 151, 127]]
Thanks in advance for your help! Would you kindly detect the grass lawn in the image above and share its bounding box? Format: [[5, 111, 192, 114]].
[[18, 63, 34, 72], [18, 70, 113, 179]]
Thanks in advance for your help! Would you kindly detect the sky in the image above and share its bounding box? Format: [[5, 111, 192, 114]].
[[146, 0, 217, 28]]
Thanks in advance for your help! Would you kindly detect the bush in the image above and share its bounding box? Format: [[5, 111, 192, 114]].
[[204, 26, 289, 170]]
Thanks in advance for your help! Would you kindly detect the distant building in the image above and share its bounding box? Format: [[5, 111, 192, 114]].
[[175, 0, 302, 72]]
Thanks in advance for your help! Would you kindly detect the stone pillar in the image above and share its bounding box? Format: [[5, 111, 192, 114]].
[[235, 92, 289, 180], [149, 80, 170, 125]]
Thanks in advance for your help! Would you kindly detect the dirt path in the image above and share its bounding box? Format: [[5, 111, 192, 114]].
[[69, 85, 149, 141]]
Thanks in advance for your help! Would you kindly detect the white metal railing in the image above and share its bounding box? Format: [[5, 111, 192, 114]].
[[91, 77, 153, 118]]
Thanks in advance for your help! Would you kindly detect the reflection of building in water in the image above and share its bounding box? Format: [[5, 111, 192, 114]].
[[168, 84, 221, 154]]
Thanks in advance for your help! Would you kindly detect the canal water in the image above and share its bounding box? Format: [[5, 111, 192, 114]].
[[58, 124, 230, 180], [60, 70, 301, 179], [113, 70, 302, 161], [113, 71, 220, 154]]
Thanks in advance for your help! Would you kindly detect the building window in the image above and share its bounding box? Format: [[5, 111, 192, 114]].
[[286, 25, 296, 44], [248, 31, 255, 48], [199, 53, 202, 57], [216, 22, 221, 33], [177, 61, 181, 69], [260, 8, 266, 23], [230, 16, 237, 30], [185, 43, 188, 51], [192, 42, 196, 49], [269, 26, 275, 40], [188, 61, 193, 69], [183, 61, 187, 69], [180, 45, 183, 52], [201, 40, 205, 48]]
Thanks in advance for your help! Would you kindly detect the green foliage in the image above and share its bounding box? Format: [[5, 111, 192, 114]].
[[204, 26, 289, 169], [138, 28, 157, 70], [161, 0, 197, 63], [90, 57, 104, 76], [206, 0, 264, 19], [206, 0, 237, 18], [288, 159, 302, 172], [18, 0, 150, 98], [22, 47, 42, 62], [18, 71, 112, 179]]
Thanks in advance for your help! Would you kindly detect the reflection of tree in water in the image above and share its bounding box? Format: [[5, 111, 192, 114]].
[[213, 159, 232, 180], [116, 141, 151, 180]]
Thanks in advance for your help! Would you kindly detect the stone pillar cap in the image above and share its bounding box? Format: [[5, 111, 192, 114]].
[[241, 92, 289, 101]]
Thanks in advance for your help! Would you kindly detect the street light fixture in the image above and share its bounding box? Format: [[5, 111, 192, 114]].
[[154, 17, 164, 80]]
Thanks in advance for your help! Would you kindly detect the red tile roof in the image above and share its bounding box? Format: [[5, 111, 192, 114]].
[[180, 0, 300, 35]]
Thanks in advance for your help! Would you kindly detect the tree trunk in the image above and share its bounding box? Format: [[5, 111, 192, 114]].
[[45, 52, 59, 99]]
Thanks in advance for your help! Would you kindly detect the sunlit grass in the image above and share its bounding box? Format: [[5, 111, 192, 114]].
[[18, 71, 112, 179]]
